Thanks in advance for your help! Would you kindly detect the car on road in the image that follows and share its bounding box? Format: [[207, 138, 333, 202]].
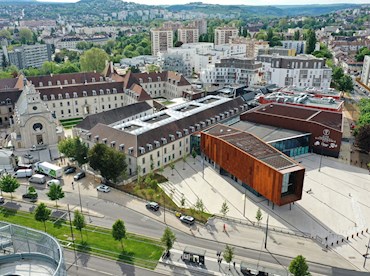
[[0, 196, 4, 204], [179, 215, 195, 225], [146, 201, 159, 211], [47, 179, 61, 186], [23, 153, 33, 159], [74, 171, 86, 181], [64, 166, 76, 174], [96, 184, 111, 193]]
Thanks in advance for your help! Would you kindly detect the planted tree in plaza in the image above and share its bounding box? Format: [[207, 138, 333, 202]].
[[161, 227, 176, 253], [256, 208, 263, 224], [223, 244, 234, 270], [58, 137, 88, 166], [58, 137, 76, 158], [180, 194, 186, 208], [0, 174, 20, 201], [73, 210, 86, 241], [195, 198, 205, 213], [182, 155, 187, 170], [169, 161, 175, 176], [289, 255, 310, 276], [34, 203, 51, 232], [191, 148, 197, 164], [220, 201, 229, 217], [112, 219, 126, 250], [88, 143, 127, 184], [46, 183, 65, 208]]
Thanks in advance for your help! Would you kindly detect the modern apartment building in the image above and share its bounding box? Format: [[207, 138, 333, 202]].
[[281, 40, 306, 54], [257, 54, 332, 89], [151, 28, 173, 55], [214, 27, 238, 45], [200, 58, 262, 86], [360, 55, 370, 87], [178, 27, 199, 44], [258, 46, 296, 56], [7, 44, 52, 69], [190, 18, 207, 35]]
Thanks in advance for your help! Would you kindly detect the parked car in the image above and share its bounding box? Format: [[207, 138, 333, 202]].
[[64, 166, 76, 174], [23, 153, 33, 159], [0, 196, 4, 204], [47, 179, 61, 186], [179, 215, 195, 225], [96, 184, 111, 193], [29, 174, 46, 184], [74, 171, 86, 181], [146, 201, 159, 211]]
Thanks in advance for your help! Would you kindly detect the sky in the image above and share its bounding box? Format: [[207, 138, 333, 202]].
[[36, 0, 369, 5]]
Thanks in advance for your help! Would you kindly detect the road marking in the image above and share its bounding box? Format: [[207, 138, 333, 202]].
[[65, 261, 114, 275]]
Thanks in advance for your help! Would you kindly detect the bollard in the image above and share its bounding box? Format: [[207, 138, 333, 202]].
[[347, 237, 349, 240], [342, 238, 344, 242], [337, 241, 339, 244], [352, 234, 354, 238], [331, 242, 334, 246], [357, 233, 359, 237], [362, 231, 364, 235]]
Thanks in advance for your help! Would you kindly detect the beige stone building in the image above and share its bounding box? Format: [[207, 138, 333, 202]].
[[178, 27, 199, 44], [150, 28, 173, 56], [214, 27, 238, 46]]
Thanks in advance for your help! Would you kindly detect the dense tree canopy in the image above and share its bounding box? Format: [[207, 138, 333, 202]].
[[80, 47, 109, 73]]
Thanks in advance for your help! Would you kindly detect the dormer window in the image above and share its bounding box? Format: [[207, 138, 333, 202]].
[[106, 89, 110, 94], [50, 94, 55, 100], [195, 124, 200, 130], [73, 92, 78, 98], [169, 134, 175, 141], [83, 91, 87, 97], [147, 143, 153, 150], [225, 111, 229, 117], [234, 107, 238, 113], [154, 140, 160, 147], [112, 88, 117, 94], [211, 118, 216, 123], [157, 76, 161, 81], [64, 80, 68, 85], [65, 93, 70, 99], [87, 133, 91, 140], [119, 144, 125, 151], [189, 126, 195, 132], [176, 131, 182, 138], [215, 115, 220, 121], [229, 110, 234, 115], [102, 138, 107, 144], [200, 122, 206, 127], [48, 81, 52, 86], [100, 76, 104, 82], [58, 94, 63, 100], [111, 141, 116, 148], [128, 147, 134, 155], [39, 82, 43, 87], [43, 95, 48, 101], [183, 129, 189, 135], [57, 80, 61, 85], [148, 77, 152, 82], [139, 78, 143, 83], [139, 147, 145, 154], [92, 90, 97, 96], [100, 89, 104, 95], [95, 135, 99, 142], [72, 79, 76, 84], [206, 119, 211, 125], [6, 98, 11, 105], [92, 77, 96, 82], [161, 137, 167, 144]]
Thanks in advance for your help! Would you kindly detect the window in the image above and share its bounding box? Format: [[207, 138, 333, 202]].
[[58, 94, 63, 100], [128, 158, 131, 165], [92, 90, 97, 96], [76, 108, 79, 113], [52, 103, 56, 108], [73, 92, 78, 98], [65, 93, 70, 99], [60, 102, 63, 107], [143, 168, 146, 174], [142, 157, 145, 164], [164, 148, 167, 154], [172, 145, 175, 150], [157, 151, 160, 157], [68, 109, 71, 114], [50, 94, 55, 100], [83, 91, 87, 97], [61, 110, 64, 115], [67, 101, 70, 106], [100, 89, 104, 95]]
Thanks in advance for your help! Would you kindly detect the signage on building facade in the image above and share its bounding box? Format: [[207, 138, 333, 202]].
[[314, 129, 338, 149]]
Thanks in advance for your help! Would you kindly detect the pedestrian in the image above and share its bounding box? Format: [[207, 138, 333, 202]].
[[233, 261, 235, 268], [72, 181, 74, 190], [223, 223, 226, 232]]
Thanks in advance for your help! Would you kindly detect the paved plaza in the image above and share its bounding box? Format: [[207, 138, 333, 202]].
[[160, 153, 370, 271]]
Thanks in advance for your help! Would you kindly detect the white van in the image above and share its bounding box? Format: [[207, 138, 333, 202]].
[[29, 174, 46, 184], [13, 169, 33, 178]]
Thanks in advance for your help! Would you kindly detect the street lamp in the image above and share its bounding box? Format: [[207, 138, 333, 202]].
[[314, 141, 323, 172], [77, 182, 82, 212]]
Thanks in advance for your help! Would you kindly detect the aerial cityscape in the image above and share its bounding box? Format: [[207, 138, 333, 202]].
[[0, 0, 369, 275]]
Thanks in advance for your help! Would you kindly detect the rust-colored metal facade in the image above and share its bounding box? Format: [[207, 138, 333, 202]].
[[201, 129, 305, 206]]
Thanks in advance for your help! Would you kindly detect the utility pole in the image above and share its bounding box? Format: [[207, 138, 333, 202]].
[[78, 182, 82, 212], [264, 214, 269, 249], [163, 191, 166, 224]]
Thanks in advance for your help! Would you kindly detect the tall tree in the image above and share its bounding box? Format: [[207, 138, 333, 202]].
[[305, 29, 317, 54], [220, 201, 229, 217], [355, 124, 370, 153], [294, 30, 300, 40], [337, 75, 353, 92], [223, 244, 234, 270], [19, 28, 33, 44], [169, 161, 175, 176], [112, 219, 126, 250], [191, 148, 197, 164], [161, 227, 176, 253], [46, 183, 65, 208], [74, 138, 89, 167], [0, 174, 20, 201], [195, 198, 205, 213], [58, 137, 76, 158], [34, 203, 51, 232], [80, 47, 109, 73], [289, 255, 310, 276], [73, 210, 86, 241]]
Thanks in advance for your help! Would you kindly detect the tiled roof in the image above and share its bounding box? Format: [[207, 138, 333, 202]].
[[131, 71, 191, 86], [27, 72, 103, 87], [0, 78, 20, 91], [76, 101, 152, 131], [129, 83, 152, 101]]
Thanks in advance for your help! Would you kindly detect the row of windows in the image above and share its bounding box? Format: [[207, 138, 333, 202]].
[[42, 88, 118, 101], [35, 77, 105, 87], [49, 95, 123, 108]]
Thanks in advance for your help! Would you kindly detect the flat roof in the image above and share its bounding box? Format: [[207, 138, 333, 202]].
[[230, 120, 309, 143], [183, 246, 206, 256], [205, 124, 300, 171]]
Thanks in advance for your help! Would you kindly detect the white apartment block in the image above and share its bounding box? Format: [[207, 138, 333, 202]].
[[151, 28, 173, 56], [178, 27, 199, 44], [200, 58, 262, 86], [214, 27, 238, 45], [361, 55, 370, 87], [257, 54, 332, 89]]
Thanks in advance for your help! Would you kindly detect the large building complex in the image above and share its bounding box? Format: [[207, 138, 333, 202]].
[[151, 28, 173, 55], [281, 40, 306, 54], [76, 96, 247, 177], [201, 124, 305, 206], [178, 27, 199, 44], [257, 54, 332, 89], [214, 27, 238, 45], [200, 58, 262, 86]]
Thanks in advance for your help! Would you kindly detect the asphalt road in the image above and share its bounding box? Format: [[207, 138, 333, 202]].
[[11, 185, 335, 275]]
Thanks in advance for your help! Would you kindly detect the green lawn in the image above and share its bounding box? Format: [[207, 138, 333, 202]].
[[0, 207, 163, 269]]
